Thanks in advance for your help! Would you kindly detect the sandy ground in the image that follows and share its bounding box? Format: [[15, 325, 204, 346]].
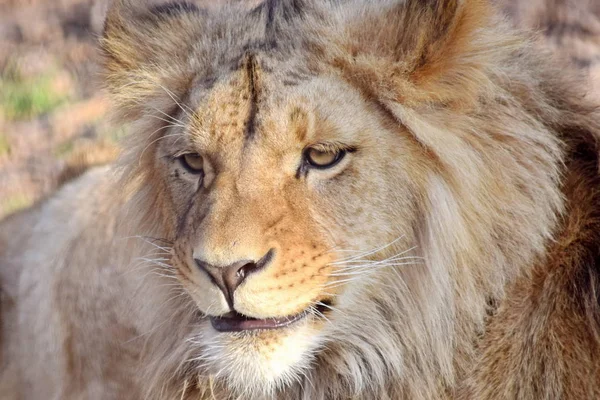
[[0, 0, 115, 217], [0, 0, 599, 219]]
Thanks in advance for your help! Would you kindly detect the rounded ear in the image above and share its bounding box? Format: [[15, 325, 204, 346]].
[[329, 0, 510, 107], [103, 0, 201, 23], [101, 0, 205, 120]]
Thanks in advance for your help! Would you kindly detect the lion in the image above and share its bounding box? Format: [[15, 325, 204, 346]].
[[1, 0, 600, 399]]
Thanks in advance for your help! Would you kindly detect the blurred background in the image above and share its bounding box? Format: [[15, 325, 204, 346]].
[[0, 0, 598, 219], [0, 0, 116, 219]]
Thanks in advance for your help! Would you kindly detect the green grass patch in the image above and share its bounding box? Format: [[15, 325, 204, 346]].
[[0, 133, 10, 156], [54, 140, 75, 159], [1, 194, 34, 216], [0, 68, 69, 121]]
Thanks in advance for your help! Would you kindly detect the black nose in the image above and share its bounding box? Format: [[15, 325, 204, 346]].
[[194, 249, 274, 309]]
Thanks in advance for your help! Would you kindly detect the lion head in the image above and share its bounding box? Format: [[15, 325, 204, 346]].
[[102, 0, 567, 398]]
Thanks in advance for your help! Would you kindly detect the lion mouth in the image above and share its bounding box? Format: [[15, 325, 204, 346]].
[[210, 301, 332, 332]]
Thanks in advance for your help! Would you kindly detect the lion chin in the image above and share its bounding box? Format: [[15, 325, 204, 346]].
[[1, 0, 600, 400], [199, 316, 324, 394]]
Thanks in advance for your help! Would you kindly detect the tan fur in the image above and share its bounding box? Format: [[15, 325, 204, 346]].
[[1, 1, 600, 399], [500, 0, 600, 100]]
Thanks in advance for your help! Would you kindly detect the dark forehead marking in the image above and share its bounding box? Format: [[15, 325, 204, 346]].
[[243, 53, 260, 142], [229, 44, 278, 74], [265, 0, 306, 33]]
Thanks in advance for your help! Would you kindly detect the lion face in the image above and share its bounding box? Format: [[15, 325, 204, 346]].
[[103, 0, 565, 397], [153, 56, 424, 390]]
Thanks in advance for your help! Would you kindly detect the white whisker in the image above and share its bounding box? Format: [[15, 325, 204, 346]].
[[156, 82, 195, 118], [334, 235, 406, 263], [330, 261, 423, 277]]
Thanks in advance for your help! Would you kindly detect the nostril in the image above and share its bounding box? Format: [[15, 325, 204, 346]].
[[194, 258, 208, 272], [192, 249, 276, 310], [228, 248, 275, 285], [236, 262, 258, 280], [194, 258, 221, 288]]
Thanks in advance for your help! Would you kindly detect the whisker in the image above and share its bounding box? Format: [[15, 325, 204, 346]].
[[156, 82, 195, 118], [124, 88, 187, 127], [320, 291, 339, 298], [332, 256, 422, 273], [309, 306, 331, 323], [330, 243, 416, 265], [124, 258, 173, 277], [329, 261, 423, 276], [332, 235, 406, 263], [315, 301, 344, 316], [138, 132, 186, 167], [323, 277, 362, 287], [146, 115, 186, 128], [116, 234, 172, 244], [336, 255, 424, 266]]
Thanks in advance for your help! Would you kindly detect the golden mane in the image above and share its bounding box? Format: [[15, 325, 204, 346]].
[[1, 1, 600, 399]]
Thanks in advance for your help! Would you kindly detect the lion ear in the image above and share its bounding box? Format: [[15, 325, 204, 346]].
[[101, 0, 204, 120], [334, 0, 503, 106]]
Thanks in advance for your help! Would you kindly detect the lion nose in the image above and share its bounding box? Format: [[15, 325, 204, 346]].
[[194, 249, 274, 309]]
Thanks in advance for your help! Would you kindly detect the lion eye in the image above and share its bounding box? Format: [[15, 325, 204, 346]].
[[305, 148, 345, 169], [179, 153, 204, 173]]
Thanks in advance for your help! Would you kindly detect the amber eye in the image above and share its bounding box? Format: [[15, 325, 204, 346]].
[[179, 153, 204, 173], [305, 147, 345, 169]]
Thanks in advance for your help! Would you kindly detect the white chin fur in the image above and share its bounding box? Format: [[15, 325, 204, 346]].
[[199, 318, 324, 396]]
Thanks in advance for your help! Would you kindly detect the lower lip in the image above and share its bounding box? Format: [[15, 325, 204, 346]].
[[210, 310, 308, 332], [210, 301, 333, 333]]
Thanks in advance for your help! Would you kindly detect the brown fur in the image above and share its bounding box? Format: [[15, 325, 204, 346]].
[[1, 0, 600, 399], [460, 141, 600, 399]]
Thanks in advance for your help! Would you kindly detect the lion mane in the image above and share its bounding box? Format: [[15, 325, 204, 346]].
[[1, 0, 600, 399]]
